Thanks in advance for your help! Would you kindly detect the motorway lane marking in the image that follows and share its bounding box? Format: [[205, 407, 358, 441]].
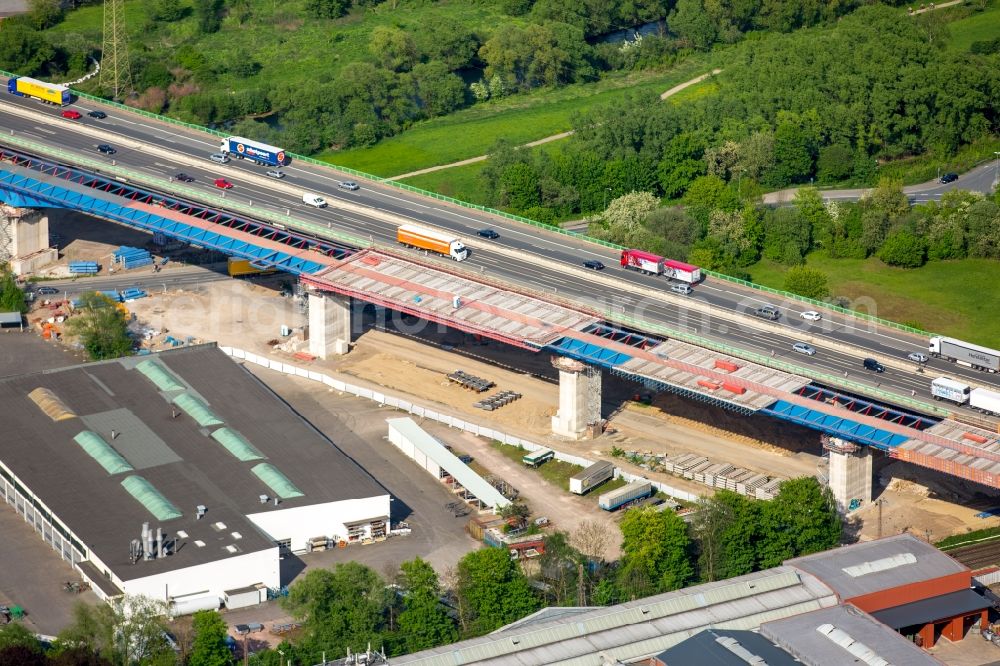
[[112, 116, 216, 147], [33, 126, 56, 135]]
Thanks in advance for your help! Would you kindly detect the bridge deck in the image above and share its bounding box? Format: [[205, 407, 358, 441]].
[[305, 250, 599, 348]]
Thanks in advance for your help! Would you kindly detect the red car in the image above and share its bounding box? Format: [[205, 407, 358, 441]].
[[61, 110, 82, 120], [213, 178, 233, 189]]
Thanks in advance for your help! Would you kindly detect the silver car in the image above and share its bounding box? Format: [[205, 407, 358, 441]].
[[792, 342, 816, 356], [265, 169, 285, 179], [209, 153, 230, 164], [907, 352, 928, 363]]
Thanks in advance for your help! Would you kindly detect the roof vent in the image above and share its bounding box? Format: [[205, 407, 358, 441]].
[[176, 530, 188, 538], [225, 545, 240, 554], [196, 505, 206, 520], [194, 540, 206, 548], [231, 532, 242, 540], [816, 624, 891, 666], [212, 521, 227, 531], [259, 495, 269, 504]]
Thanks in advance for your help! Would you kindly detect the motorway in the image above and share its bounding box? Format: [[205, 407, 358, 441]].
[[2, 90, 999, 419]]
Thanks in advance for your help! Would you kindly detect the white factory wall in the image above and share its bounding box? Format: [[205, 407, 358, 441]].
[[121, 546, 279, 605], [247, 495, 390, 552], [387, 425, 442, 478]]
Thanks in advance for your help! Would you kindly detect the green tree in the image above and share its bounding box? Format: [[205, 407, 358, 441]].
[[498, 163, 541, 212], [878, 229, 927, 268], [770, 115, 814, 186], [283, 563, 387, 656], [417, 18, 480, 71], [537, 531, 583, 606], [0, 266, 26, 313], [782, 266, 829, 299], [397, 558, 457, 652], [816, 143, 853, 182], [189, 611, 231, 666], [0, 22, 56, 75], [193, 0, 222, 33], [758, 478, 841, 568], [618, 507, 694, 599], [369, 26, 418, 73], [305, 0, 349, 19], [454, 547, 540, 636], [27, 0, 63, 29], [670, 0, 716, 49], [693, 490, 759, 582], [411, 62, 465, 117], [55, 595, 171, 666], [152, 0, 184, 21], [66, 292, 132, 360], [0, 622, 42, 653]]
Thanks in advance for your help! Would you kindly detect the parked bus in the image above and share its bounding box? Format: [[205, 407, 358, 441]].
[[522, 448, 554, 467]]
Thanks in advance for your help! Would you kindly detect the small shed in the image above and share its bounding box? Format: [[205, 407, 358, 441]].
[[0, 312, 23, 328]]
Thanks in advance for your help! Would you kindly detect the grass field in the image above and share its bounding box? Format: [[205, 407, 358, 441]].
[[324, 56, 714, 177], [748, 253, 1000, 347], [944, 2, 1000, 52], [398, 161, 490, 206]]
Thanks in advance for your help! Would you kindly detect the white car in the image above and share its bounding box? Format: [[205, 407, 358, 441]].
[[907, 352, 928, 363], [792, 342, 816, 356], [800, 311, 822, 321]]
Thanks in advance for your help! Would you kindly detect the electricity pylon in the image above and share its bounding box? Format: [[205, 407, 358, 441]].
[[98, 0, 133, 101]]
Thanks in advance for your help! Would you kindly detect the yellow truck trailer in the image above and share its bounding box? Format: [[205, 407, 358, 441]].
[[7, 76, 70, 106]]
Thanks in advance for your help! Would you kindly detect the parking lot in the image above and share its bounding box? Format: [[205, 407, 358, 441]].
[[0, 502, 101, 636]]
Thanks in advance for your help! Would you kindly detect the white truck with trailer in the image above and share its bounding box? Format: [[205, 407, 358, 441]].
[[971, 388, 1000, 416], [929, 336, 1000, 373], [930, 377, 971, 405], [569, 460, 615, 495]]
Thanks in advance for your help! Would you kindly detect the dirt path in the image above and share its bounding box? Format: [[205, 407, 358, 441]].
[[388, 69, 722, 181]]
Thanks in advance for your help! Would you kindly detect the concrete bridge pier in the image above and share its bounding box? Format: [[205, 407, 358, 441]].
[[550, 356, 602, 439], [0, 204, 57, 275], [307, 291, 352, 358], [825, 437, 873, 513]]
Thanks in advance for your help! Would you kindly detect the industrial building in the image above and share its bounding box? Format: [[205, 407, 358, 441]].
[[393, 534, 989, 665], [0, 345, 390, 613]]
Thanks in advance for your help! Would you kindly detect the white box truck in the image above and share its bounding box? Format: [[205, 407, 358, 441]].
[[569, 460, 615, 495], [970, 388, 1000, 416], [930, 377, 971, 405]]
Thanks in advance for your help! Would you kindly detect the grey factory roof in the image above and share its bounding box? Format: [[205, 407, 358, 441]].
[[392, 566, 837, 666], [760, 603, 943, 666], [0, 345, 388, 581], [786, 533, 968, 601], [870, 588, 989, 630], [653, 628, 801, 666], [387, 417, 510, 510]]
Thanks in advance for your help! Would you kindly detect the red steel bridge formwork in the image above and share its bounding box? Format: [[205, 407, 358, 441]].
[[4, 152, 1000, 490]]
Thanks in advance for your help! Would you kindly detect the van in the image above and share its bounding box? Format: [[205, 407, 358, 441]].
[[209, 153, 230, 164], [863, 358, 885, 373], [302, 193, 327, 208], [670, 283, 693, 295]]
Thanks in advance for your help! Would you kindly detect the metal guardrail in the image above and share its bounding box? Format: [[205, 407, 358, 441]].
[[0, 68, 939, 338]]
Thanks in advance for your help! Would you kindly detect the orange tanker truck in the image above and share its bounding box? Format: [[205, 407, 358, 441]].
[[396, 224, 468, 261]]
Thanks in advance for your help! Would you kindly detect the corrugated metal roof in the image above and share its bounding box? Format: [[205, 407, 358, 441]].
[[73, 431, 133, 475], [171, 392, 223, 427], [120, 475, 182, 521], [392, 567, 837, 665], [0, 312, 22, 326], [250, 463, 303, 499], [761, 604, 942, 665], [387, 418, 510, 510], [134, 359, 184, 392], [210, 427, 264, 461], [787, 533, 967, 600]]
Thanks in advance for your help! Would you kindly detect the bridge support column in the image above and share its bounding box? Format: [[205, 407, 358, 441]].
[[308, 292, 351, 358], [825, 437, 872, 513], [550, 357, 602, 439], [0, 204, 57, 275]]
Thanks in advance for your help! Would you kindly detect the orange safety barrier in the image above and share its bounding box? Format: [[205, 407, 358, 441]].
[[714, 359, 740, 372]]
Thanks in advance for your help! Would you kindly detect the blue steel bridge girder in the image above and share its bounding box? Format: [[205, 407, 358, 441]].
[[794, 384, 938, 431]]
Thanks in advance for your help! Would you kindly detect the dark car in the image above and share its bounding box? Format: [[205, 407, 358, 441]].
[[35, 286, 59, 295], [174, 173, 194, 183], [583, 259, 605, 270], [940, 172, 958, 184], [477, 229, 500, 239], [863, 358, 885, 373], [97, 144, 116, 155], [87, 110, 107, 119]]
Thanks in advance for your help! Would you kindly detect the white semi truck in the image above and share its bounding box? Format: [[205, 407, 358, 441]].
[[929, 336, 1000, 373], [930, 377, 1000, 416]]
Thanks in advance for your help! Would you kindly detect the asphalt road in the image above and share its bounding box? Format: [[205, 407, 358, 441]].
[[2, 90, 999, 417]]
